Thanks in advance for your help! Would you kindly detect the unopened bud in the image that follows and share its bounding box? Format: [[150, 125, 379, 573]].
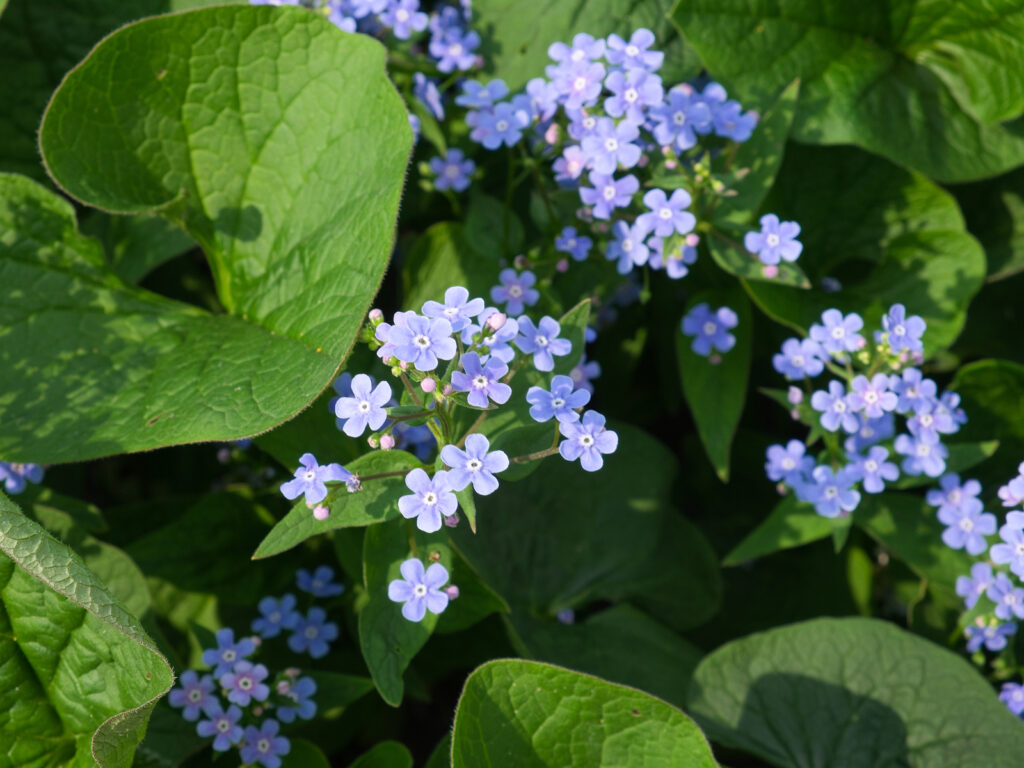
[[252, 706, 264, 716], [284, 667, 301, 678], [443, 512, 460, 528], [421, 377, 437, 393], [556, 609, 575, 625], [216, 447, 231, 464], [787, 385, 803, 405], [513, 254, 528, 270], [399, 360, 409, 371], [789, 409, 801, 421], [592, 221, 608, 234], [276, 680, 292, 695], [485, 312, 507, 332], [380, 433, 396, 451], [708, 354, 722, 365], [367, 434, 380, 449], [444, 585, 460, 600], [442, 384, 454, 396], [556, 259, 569, 273], [544, 123, 560, 145], [313, 505, 330, 521], [685, 233, 700, 248], [637, 154, 649, 168], [664, 157, 678, 170], [762, 265, 779, 278], [428, 550, 442, 563], [368, 308, 384, 324]]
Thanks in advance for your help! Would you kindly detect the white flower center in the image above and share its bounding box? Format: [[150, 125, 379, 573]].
[[552, 397, 565, 408], [304, 471, 316, 482], [305, 626, 318, 639], [949, 490, 962, 503], [188, 689, 202, 702], [508, 285, 522, 297], [223, 650, 236, 662], [833, 400, 846, 413], [605, 137, 619, 152], [792, 355, 805, 367], [580, 434, 594, 447], [916, 443, 931, 457], [414, 334, 431, 348], [906, 386, 918, 398], [472, 375, 488, 389], [865, 460, 878, 472], [535, 335, 549, 347], [571, 49, 585, 61], [359, 400, 371, 412], [894, 324, 906, 336], [625, 44, 639, 56], [672, 110, 686, 125], [766, 233, 780, 246], [270, 612, 281, 622], [567, 238, 577, 248], [781, 457, 795, 470], [396, 9, 409, 21], [864, 391, 878, 404], [624, 88, 639, 102], [920, 414, 933, 427], [467, 458, 482, 471], [958, 517, 974, 532], [702, 321, 717, 336], [414, 584, 427, 597], [583, 116, 596, 129], [658, 207, 672, 219], [424, 492, 438, 505], [602, 185, 616, 200], [573, 76, 587, 91], [831, 327, 845, 339], [239, 677, 252, 690], [622, 238, 634, 252], [218, 719, 231, 732], [258, 739, 270, 753], [496, 119, 509, 132], [824, 486, 838, 499], [450, 43, 463, 56], [445, 165, 460, 178]]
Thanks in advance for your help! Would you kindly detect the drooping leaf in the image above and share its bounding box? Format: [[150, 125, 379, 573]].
[[0, 491, 173, 767], [723, 495, 838, 566], [451, 659, 717, 768], [677, 285, 752, 481], [673, 0, 1024, 182], [743, 145, 986, 354], [3, 5, 410, 463], [687, 617, 1024, 767]]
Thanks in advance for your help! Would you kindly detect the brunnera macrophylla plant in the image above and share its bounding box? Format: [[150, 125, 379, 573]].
[[4, 1, 1024, 766]]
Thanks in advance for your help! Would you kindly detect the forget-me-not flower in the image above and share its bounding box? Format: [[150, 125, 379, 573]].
[[681, 303, 737, 357], [516, 316, 573, 372], [196, 703, 244, 752], [558, 410, 618, 471], [429, 150, 475, 192], [288, 607, 339, 659], [276, 676, 317, 723], [451, 352, 512, 407], [398, 468, 458, 532], [441, 433, 509, 495], [251, 594, 301, 638], [744, 214, 803, 265], [239, 719, 290, 768], [527, 375, 590, 423], [636, 188, 695, 238], [168, 670, 217, 721], [765, 440, 813, 484], [281, 454, 351, 506], [389, 315, 457, 371], [388, 558, 450, 622], [202, 628, 255, 678], [773, 338, 824, 379], [334, 374, 392, 438], [220, 661, 269, 707], [956, 562, 994, 610], [809, 309, 864, 355], [490, 269, 539, 315], [297, 565, 345, 597], [422, 286, 485, 332]]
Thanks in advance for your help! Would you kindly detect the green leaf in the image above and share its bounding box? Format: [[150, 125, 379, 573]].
[[711, 79, 800, 230], [435, 547, 509, 634], [79, 211, 195, 284], [254, 450, 421, 559], [954, 168, 1024, 282], [451, 659, 717, 768], [463, 190, 524, 258], [401, 222, 502, 316], [345, 741, 413, 768], [0, 491, 173, 767], [358, 521, 450, 706], [855, 494, 974, 594], [686, 617, 1024, 767], [677, 286, 751, 481], [472, 0, 700, 92], [743, 145, 986, 354], [707, 231, 810, 288], [672, 0, 1024, 182], [723, 495, 838, 566], [424, 734, 453, 768], [5, 5, 409, 463], [282, 739, 332, 768], [952, 359, 1024, 483], [307, 671, 374, 716], [893, 441, 999, 489], [551, 298, 590, 376]]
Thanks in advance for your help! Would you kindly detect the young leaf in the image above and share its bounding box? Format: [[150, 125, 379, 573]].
[[5, 6, 410, 463], [451, 659, 717, 768]]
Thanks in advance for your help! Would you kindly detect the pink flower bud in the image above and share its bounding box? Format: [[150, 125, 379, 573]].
[[284, 667, 301, 678], [367, 434, 379, 449], [685, 233, 700, 248], [787, 385, 803, 405], [443, 512, 460, 528], [442, 384, 454, 396], [368, 308, 384, 323], [513, 254, 528, 270], [762, 265, 779, 279], [485, 313, 507, 332], [380, 434, 396, 451], [444, 585, 460, 600], [421, 377, 437, 393], [556, 259, 569, 273], [637, 154, 649, 168], [399, 360, 409, 371], [664, 157, 678, 170], [276, 680, 292, 695], [313, 505, 330, 521], [789, 409, 801, 421], [709, 354, 722, 365], [544, 123, 560, 145]]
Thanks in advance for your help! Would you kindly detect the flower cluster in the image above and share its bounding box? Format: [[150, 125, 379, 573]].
[[169, 567, 343, 765], [0, 461, 44, 494], [764, 304, 965, 518]]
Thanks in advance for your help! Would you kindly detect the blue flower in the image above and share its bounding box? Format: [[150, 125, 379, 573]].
[[926, 474, 982, 517], [894, 433, 947, 477], [281, 453, 351, 506], [848, 446, 899, 493], [605, 28, 664, 71], [558, 410, 618, 471], [773, 338, 824, 379], [276, 676, 317, 723], [555, 226, 593, 262], [297, 565, 345, 598], [168, 670, 217, 721], [398, 468, 458, 532], [801, 465, 860, 518], [388, 558, 450, 622], [681, 303, 738, 357], [474, 102, 529, 149], [526, 374, 590, 423], [1001, 683, 1024, 716], [490, 269, 539, 315], [744, 214, 802, 265], [288, 607, 339, 659], [429, 149, 475, 192], [906, 403, 955, 443], [440, 433, 509, 495], [956, 562, 994, 610], [455, 79, 509, 109], [461, 307, 519, 363], [938, 502, 996, 555], [251, 594, 301, 638], [882, 303, 926, 354], [580, 117, 642, 174], [651, 86, 712, 151], [700, 83, 759, 141], [989, 572, 1024, 620], [579, 171, 639, 220], [451, 352, 512, 407], [380, 0, 427, 39], [429, 26, 479, 72], [570, 355, 601, 393], [811, 382, 858, 434], [516, 316, 573, 372], [201, 628, 255, 678], [636, 188, 695, 238], [548, 33, 606, 67], [348, 0, 388, 18], [607, 220, 650, 273], [604, 68, 663, 125], [890, 368, 937, 412], [389, 314, 457, 371], [422, 285, 485, 332], [648, 235, 698, 279], [326, 2, 357, 32], [196, 703, 243, 752], [966, 621, 1017, 653], [394, 421, 435, 460], [0, 462, 44, 495], [991, 513, 1024, 576], [765, 440, 813, 484], [525, 77, 560, 121], [809, 309, 864, 355], [220, 660, 269, 707], [240, 719, 291, 768], [843, 414, 895, 454], [1000, 465, 1024, 507], [412, 72, 444, 120], [549, 54, 605, 110], [334, 374, 392, 438], [848, 374, 897, 419]]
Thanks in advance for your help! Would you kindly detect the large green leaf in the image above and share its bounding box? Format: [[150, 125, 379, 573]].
[[951, 359, 1024, 484], [723, 495, 837, 566], [954, 168, 1024, 281], [687, 617, 1024, 767], [473, 0, 700, 92], [0, 492, 173, 768], [673, 0, 1024, 182], [1, 5, 410, 463], [743, 145, 986, 354], [451, 659, 718, 768], [677, 285, 752, 481]]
